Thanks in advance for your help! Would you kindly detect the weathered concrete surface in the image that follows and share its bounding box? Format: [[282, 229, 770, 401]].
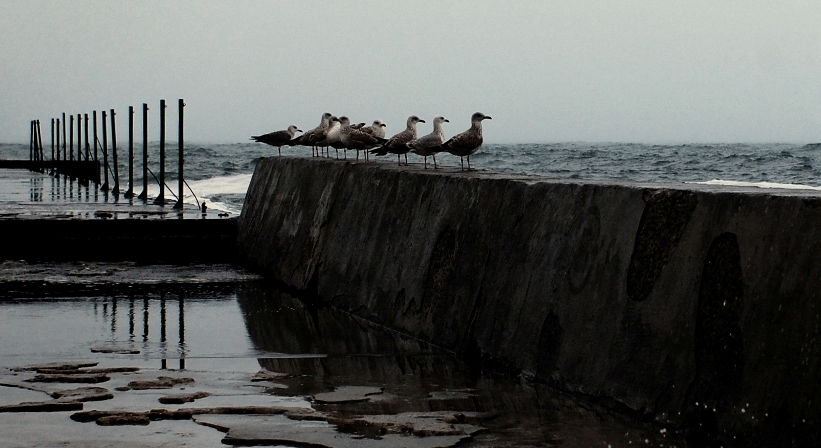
[[238, 156, 821, 446]]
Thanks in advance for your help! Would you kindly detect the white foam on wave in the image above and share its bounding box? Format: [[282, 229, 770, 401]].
[[693, 179, 821, 190], [123, 173, 252, 215]]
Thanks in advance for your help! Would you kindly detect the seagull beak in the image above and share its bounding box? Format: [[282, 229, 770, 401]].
[[444, 119, 450, 123], [485, 116, 492, 120], [419, 119, 426, 123], [297, 129, 303, 133], [381, 123, 386, 127]]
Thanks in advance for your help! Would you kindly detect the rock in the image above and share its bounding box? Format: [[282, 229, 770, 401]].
[[251, 369, 291, 381], [95, 413, 151, 426], [126, 376, 194, 390], [11, 362, 98, 372], [313, 386, 384, 404], [25, 373, 110, 383], [90, 346, 141, 355], [158, 391, 210, 404], [51, 387, 114, 402], [0, 400, 83, 413], [194, 414, 470, 448]]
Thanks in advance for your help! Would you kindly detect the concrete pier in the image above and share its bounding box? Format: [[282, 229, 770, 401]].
[[237, 156, 821, 446]]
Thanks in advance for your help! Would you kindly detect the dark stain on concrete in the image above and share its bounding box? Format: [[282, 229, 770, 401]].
[[535, 311, 563, 381], [627, 189, 698, 302], [685, 232, 745, 446], [567, 206, 601, 294]]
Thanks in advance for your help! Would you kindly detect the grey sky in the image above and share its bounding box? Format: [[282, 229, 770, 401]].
[[2, 1, 820, 144]]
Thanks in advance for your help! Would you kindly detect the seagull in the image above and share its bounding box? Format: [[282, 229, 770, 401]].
[[316, 116, 343, 158], [407, 116, 449, 169], [251, 125, 302, 156], [370, 115, 425, 165], [437, 112, 491, 170], [288, 112, 331, 157], [340, 119, 387, 161], [359, 120, 386, 160]]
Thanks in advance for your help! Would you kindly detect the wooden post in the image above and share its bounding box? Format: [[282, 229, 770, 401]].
[[84, 113, 90, 163], [110, 109, 119, 195], [77, 114, 82, 161], [93, 111, 99, 183], [124, 106, 134, 198], [51, 118, 55, 166], [101, 110, 109, 191], [62, 112, 67, 164], [37, 120, 44, 170], [154, 99, 166, 205], [29, 121, 34, 164], [139, 103, 148, 200], [56, 118, 61, 164], [174, 99, 185, 209], [69, 114, 74, 163]]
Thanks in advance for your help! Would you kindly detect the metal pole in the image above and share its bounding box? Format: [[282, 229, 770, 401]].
[[29, 121, 33, 164], [69, 114, 74, 163], [77, 114, 82, 161], [139, 103, 148, 200], [56, 118, 61, 164], [124, 106, 134, 198], [84, 114, 90, 163], [62, 112, 66, 164], [37, 120, 44, 170], [174, 99, 185, 209], [154, 99, 166, 205], [101, 110, 109, 191], [93, 111, 99, 183], [51, 118, 55, 167], [110, 109, 119, 195]]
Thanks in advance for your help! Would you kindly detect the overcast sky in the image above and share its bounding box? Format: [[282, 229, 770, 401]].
[[2, 1, 820, 144]]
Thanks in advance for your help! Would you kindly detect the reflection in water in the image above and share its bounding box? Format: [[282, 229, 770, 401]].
[[236, 284, 674, 446], [92, 295, 187, 370]]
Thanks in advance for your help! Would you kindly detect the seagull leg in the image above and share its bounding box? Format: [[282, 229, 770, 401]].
[[433, 155, 438, 169], [460, 156, 464, 170], [424, 156, 427, 169], [404, 154, 408, 166], [467, 155, 472, 170], [397, 154, 401, 166]]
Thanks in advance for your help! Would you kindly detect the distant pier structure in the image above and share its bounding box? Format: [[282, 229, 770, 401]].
[[5, 99, 193, 208]]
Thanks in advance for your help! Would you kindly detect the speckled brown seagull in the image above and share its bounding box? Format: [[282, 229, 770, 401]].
[[341, 119, 387, 161], [438, 112, 491, 170], [251, 125, 302, 156], [370, 115, 425, 165], [287, 112, 332, 157]]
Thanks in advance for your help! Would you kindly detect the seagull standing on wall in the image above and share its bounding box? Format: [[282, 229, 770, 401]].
[[340, 119, 387, 161], [359, 120, 386, 161], [288, 112, 332, 157], [251, 125, 302, 156], [370, 115, 425, 166], [407, 116, 449, 169], [438, 112, 491, 170]]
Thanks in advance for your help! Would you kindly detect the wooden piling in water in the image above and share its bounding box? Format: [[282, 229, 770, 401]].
[[101, 111, 109, 191], [174, 99, 185, 209], [154, 99, 166, 205], [84, 113, 90, 166], [139, 104, 148, 200], [111, 109, 120, 195], [124, 106, 134, 198], [56, 118, 61, 164]]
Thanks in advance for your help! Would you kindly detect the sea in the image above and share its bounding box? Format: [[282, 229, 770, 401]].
[[3, 141, 821, 214]]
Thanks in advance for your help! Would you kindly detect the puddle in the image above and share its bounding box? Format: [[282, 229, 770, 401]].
[[0, 283, 683, 447]]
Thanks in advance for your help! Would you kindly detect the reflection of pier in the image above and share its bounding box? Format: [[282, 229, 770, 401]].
[[94, 295, 186, 370]]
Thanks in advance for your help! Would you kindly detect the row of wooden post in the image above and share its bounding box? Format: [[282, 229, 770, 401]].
[[34, 99, 185, 209]]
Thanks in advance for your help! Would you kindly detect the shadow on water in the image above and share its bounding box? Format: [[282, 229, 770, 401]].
[[236, 283, 683, 447]]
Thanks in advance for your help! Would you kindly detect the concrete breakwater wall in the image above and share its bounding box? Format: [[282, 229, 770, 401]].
[[237, 157, 821, 446]]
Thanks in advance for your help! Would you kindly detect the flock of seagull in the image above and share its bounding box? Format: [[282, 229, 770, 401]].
[[251, 112, 492, 170]]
